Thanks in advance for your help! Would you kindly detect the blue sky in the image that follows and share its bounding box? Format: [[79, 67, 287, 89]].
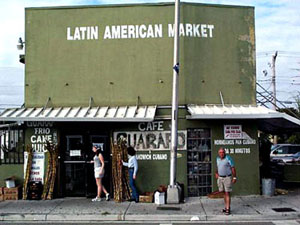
[[0, 0, 300, 110]]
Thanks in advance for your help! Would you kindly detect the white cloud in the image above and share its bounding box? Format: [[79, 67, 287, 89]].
[[253, 1, 300, 106], [0, 0, 25, 68]]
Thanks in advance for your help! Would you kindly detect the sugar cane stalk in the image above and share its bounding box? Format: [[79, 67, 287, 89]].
[[47, 144, 59, 199], [23, 145, 33, 200]]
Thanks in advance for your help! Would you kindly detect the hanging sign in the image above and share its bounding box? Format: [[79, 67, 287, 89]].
[[224, 125, 242, 139]]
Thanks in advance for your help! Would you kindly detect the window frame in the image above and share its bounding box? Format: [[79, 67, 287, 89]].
[[0, 126, 25, 165]]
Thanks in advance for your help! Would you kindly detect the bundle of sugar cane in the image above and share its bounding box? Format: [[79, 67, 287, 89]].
[[120, 141, 131, 200], [111, 139, 131, 202], [23, 145, 33, 200], [112, 141, 121, 202], [42, 142, 53, 199], [47, 144, 59, 199], [42, 151, 51, 199]]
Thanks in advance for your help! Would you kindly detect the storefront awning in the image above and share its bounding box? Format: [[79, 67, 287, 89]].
[[0, 105, 157, 122], [187, 104, 300, 133]]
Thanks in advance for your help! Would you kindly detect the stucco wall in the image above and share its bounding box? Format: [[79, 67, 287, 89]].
[[25, 3, 255, 107]]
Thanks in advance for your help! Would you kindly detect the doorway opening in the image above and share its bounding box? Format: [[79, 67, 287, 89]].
[[62, 134, 110, 197]]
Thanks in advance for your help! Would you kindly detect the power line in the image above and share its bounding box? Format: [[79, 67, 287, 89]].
[[257, 51, 300, 55], [256, 82, 300, 119]]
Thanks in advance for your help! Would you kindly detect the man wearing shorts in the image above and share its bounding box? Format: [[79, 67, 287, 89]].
[[215, 148, 237, 215]]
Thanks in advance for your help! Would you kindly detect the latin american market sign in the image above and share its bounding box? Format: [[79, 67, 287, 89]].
[[67, 23, 215, 40]]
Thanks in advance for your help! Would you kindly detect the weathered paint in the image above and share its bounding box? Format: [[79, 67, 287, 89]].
[[25, 3, 255, 107]]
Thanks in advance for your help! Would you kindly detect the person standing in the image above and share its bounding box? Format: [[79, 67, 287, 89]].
[[215, 148, 237, 215], [91, 145, 110, 202], [122, 146, 139, 203]]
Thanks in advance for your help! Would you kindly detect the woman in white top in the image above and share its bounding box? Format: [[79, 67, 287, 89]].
[[91, 145, 109, 202], [122, 146, 139, 203]]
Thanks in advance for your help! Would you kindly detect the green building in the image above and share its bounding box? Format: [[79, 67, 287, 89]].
[[1, 2, 299, 198]]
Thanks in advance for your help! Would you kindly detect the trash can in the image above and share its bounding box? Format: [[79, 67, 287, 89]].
[[262, 178, 275, 196]]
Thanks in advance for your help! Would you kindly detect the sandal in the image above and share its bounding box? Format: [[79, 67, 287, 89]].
[[222, 208, 230, 213], [225, 208, 231, 215]]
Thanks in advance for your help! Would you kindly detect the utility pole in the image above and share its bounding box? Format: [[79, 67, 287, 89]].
[[167, 0, 181, 204], [272, 51, 278, 144]]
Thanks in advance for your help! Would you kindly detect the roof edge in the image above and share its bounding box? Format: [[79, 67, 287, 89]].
[[25, 1, 254, 11]]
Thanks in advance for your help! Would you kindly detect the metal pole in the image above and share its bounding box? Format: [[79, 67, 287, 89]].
[[170, 0, 180, 188], [272, 51, 278, 111], [272, 51, 278, 144]]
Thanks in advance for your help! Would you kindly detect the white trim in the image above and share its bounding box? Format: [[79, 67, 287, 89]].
[[0, 105, 157, 122], [187, 104, 300, 126]]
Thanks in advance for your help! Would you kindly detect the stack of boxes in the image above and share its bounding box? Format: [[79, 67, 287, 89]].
[[1, 177, 21, 201], [28, 182, 43, 200], [3, 186, 21, 200], [0, 187, 4, 201]]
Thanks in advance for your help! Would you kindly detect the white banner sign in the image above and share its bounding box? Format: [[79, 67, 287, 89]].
[[24, 152, 45, 184]]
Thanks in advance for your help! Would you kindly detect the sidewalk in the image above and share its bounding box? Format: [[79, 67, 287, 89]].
[[0, 191, 299, 222]]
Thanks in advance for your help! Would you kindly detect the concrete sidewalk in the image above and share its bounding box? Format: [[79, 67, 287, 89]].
[[0, 192, 299, 222]]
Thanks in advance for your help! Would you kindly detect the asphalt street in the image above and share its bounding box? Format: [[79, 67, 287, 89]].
[[0, 221, 299, 225]]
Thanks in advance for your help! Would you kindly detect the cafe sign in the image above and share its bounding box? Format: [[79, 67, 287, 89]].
[[113, 121, 187, 151]]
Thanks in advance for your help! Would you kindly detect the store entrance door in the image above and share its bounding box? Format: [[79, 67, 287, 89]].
[[86, 135, 110, 197], [63, 134, 110, 197], [64, 135, 86, 196]]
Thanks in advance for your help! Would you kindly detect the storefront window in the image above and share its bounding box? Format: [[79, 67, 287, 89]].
[[0, 128, 24, 164], [187, 128, 212, 196]]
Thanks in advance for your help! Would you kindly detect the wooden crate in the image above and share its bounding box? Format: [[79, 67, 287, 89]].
[[4, 194, 18, 201], [4, 185, 21, 195], [0, 187, 4, 201], [3, 186, 21, 200], [139, 192, 154, 203]]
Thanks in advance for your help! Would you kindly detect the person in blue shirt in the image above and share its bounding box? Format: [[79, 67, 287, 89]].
[[215, 148, 237, 215], [122, 146, 139, 203]]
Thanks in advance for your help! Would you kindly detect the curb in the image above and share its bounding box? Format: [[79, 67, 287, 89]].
[[45, 213, 125, 221], [205, 213, 300, 221], [1, 212, 300, 222], [124, 214, 206, 221], [1, 214, 46, 221]]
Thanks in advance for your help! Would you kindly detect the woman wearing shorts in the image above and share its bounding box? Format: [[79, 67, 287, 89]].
[[91, 145, 109, 202]]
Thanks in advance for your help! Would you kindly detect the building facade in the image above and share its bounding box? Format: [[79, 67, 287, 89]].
[[1, 3, 299, 198]]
